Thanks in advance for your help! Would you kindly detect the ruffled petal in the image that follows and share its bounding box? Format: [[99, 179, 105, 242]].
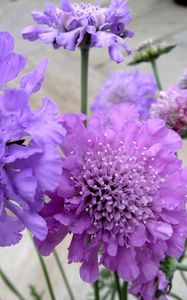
[[117, 248, 139, 281], [131, 224, 147, 247], [7, 202, 47, 241], [0, 213, 24, 246], [27, 98, 65, 146], [33, 145, 62, 191], [0, 32, 26, 87], [0, 53, 26, 88], [68, 235, 87, 263], [56, 27, 85, 50], [35, 225, 68, 255], [80, 246, 99, 283], [20, 59, 48, 95], [147, 221, 173, 241], [109, 44, 124, 63], [0, 32, 14, 60]]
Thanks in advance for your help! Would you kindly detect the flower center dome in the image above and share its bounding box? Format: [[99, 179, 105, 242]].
[[70, 138, 164, 241], [72, 3, 107, 20]]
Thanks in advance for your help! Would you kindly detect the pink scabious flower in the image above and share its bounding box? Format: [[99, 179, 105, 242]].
[[0, 32, 65, 247], [36, 103, 187, 285], [91, 70, 157, 120], [150, 86, 187, 136], [22, 0, 133, 63]]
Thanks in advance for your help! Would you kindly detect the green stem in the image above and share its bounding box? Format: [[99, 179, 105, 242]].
[[176, 263, 187, 272], [81, 47, 89, 116], [93, 280, 100, 300], [114, 272, 122, 300], [31, 238, 56, 300], [170, 292, 182, 300], [53, 250, 75, 300], [0, 269, 26, 300], [122, 282, 128, 300], [150, 59, 162, 90]]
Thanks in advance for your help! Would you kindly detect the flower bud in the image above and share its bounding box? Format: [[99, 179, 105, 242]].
[[129, 39, 176, 65]]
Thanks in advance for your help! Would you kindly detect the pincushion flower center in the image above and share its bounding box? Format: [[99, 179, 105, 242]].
[[72, 3, 107, 18], [71, 139, 164, 237]]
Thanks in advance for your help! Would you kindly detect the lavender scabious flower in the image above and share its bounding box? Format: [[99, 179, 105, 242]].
[[36, 103, 187, 285], [151, 86, 187, 137], [91, 70, 157, 120], [130, 270, 169, 300], [179, 69, 187, 89], [0, 32, 65, 247], [22, 0, 133, 63]]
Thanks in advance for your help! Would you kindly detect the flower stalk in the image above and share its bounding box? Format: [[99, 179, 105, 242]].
[[81, 47, 89, 116], [170, 292, 183, 300], [150, 59, 162, 90], [93, 280, 100, 300], [0, 269, 26, 300], [53, 250, 75, 300], [114, 273, 128, 300], [114, 272, 122, 300], [176, 263, 187, 272], [122, 282, 128, 300], [31, 236, 56, 300]]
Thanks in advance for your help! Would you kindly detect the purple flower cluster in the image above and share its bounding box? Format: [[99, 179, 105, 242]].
[[22, 0, 133, 63], [91, 70, 157, 120], [0, 32, 65, 247], [151, 85, 187, 136], [36, 104, 187, 297]]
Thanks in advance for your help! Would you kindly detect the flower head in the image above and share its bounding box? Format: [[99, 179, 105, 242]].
[[129, 39, 176, 65], [36, 104, 187, 285], [0, 32, 65, 247], [91, 70, 157, 120], [22, 0, 133, 63], [151, 86, 187, 136]]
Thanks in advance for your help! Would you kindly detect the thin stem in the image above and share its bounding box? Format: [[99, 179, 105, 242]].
[[30, 237, 56, 300], [170, 292, 182, 300], [122, 282, 128, 300], [176, 263, 187, 272], [150, 59, 162, 90], [53, 250, 75, 300], [0, 269, 26, 300], [93, 280, 100, 300], [81, 47, 89, 116], [114, 272, 122, 300], [180, 271, 187, 285]]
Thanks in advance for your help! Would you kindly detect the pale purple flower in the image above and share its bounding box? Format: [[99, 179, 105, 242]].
[[22, 0, 133, 63], [36, 104, 187, 284], [151, 86, 187, 136], [130, 270, 169, 300], [91, 70, 157, 120], [0, 32, 65, 247]]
